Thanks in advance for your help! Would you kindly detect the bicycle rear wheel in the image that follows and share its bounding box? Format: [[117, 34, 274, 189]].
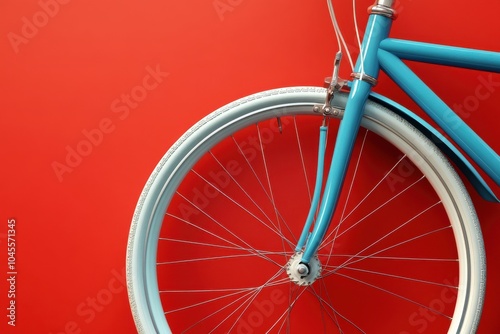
[[127, 87, 485, 333]]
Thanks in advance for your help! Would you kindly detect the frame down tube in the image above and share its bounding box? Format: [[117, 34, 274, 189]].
[[300, 13, 393, 264], [378, 40, 500, 185]]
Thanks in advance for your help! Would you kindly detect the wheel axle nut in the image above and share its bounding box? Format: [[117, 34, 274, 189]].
[[297, 263, 309, 276]]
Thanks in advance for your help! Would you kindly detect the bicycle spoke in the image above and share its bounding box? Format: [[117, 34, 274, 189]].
[[159, 237, 291, 256], [330, 266, 458, 289], [334, 272, 453, 320], [320, 174, 426, 252], [207, 151, 293, 242], [224, 269, 289, 333], [256, 124, 284, 232], [321, 254, 457, 262], [334, 200, 442, 272], [183, 289, 260, 333], [231, 134, 298, 245], [271, 285, 309, 333], [163, 288, 254, 314], [167, 270, 290, 332], [338, 129, 369, 221], [189, 168, 295, 249], [293, 116, 313, 203], [165, 208, 280, 266], [340, 155, 408, 225], [323, 208, 447, 275], [309, 283, 366, 333], [326, 129, 369, 265], [158, 253, 286, 265], [312, 280, 344, 333], [320, 154, 410, 250]]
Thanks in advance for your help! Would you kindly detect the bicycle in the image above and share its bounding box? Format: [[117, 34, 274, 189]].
[[126, 0, 500, 332]]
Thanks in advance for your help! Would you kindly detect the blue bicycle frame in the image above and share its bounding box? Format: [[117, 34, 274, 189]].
[[299, 0, 500, 263]]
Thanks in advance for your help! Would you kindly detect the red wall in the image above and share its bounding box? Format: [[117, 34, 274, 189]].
[[1, 0, 499, 333]]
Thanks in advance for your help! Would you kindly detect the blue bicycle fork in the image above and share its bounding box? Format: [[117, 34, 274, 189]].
[[296, 11, 394, 264]]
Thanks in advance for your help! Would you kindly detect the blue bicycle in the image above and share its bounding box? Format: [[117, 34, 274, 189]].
[[127, 0, 499, 332]]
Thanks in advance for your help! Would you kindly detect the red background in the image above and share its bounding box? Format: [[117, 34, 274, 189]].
[[1, 0, 499, 333]]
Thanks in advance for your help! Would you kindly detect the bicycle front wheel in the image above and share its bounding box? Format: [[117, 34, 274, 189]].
[[127, 87, 485, 333]]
